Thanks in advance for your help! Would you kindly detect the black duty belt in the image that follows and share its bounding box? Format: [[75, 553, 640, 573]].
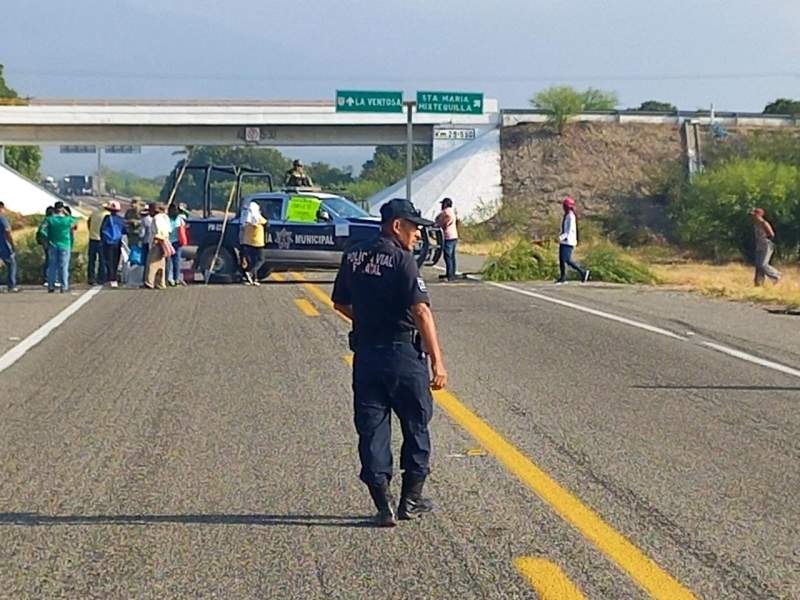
[[352, 330, 417, 348]]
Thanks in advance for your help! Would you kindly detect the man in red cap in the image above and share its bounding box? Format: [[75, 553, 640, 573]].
[[751, 208, 780, 286], [556, 197, 589, 284]]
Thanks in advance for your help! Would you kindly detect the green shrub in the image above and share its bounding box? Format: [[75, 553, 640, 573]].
[[482, 240, 560, 281], [671, 159, 800, 260], [582, 243, 656, 284], [481, 239, 656, 284], [10, 229, 88, 285]]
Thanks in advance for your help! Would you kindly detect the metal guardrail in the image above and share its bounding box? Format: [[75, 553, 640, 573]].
[[501, 109, 800, 128]]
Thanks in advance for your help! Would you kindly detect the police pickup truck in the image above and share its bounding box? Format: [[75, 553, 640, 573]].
[[180, 165, 441, 282]]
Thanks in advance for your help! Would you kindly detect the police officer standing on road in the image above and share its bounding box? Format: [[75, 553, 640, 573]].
[[332, 198, 448, 527]]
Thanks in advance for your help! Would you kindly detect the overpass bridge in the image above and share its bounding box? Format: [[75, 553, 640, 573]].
[[0, 98, 500, 147]]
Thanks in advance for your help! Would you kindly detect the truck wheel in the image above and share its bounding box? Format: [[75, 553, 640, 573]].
[[196, 246, 237, 284]]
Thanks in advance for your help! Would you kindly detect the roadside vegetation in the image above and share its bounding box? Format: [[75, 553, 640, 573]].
[[466, 92, 800, 306]]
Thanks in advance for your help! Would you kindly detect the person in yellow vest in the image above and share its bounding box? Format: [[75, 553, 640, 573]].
[[87, 203, 110, 284], [239, 200, 268, 286]]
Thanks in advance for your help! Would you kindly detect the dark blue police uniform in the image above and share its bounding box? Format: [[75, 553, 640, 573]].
[[332, 199, 435, 525]]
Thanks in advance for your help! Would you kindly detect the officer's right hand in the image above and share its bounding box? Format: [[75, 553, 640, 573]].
[[431, 362, 448, 390]]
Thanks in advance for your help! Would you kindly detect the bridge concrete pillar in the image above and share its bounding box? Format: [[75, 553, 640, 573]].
[[0, 145, 4, 164]]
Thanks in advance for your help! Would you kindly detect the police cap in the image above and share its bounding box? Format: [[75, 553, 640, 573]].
[[380, 198, 433, 226]]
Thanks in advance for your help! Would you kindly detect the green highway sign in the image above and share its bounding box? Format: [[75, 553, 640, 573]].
[[59, 145, 97, 154], [416, 91, 484, 115], [336, 90, 403, 113], [105, 145, 141, 154]]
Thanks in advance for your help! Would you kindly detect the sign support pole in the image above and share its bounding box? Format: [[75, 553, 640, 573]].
[[404, 100, 415, 202], [0, 146, 4, 165]]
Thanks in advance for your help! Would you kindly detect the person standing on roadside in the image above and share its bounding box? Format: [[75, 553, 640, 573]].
[[100, 201, 126, 288], [167, 203, 186, 286], [435, 197, 459, 281], [752, 208, 781, 286], [556, 197, 589, 284], [332, 198, 448, 528], [143, 204, 171, 290], [0, 201, 20, 293], [43, 203, 78, 293], [140, 202, 156, 281], [36, 206, 54, 285], [239, 200, 268, 286], [87, 202, 110, 285], [124, 198, 143, 246]]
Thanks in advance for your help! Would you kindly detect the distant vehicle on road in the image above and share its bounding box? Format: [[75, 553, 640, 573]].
[[175, 163, 442, 283], [61, 175, 93, 196]]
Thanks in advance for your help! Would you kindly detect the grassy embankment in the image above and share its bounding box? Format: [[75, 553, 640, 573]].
[[4, 221, 90, 285], [460, 232, 798, 309]]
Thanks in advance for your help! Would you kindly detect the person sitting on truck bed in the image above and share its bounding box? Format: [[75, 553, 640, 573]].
[[284, 159, 314, 187]]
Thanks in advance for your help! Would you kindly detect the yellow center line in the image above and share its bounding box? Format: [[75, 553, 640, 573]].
[[289, 271, 351, 323], [301, 268, 697, 599], [294, 298, 320, 317], [434, 389, 697, 600], [343, 354, 354, 366], [514, 558, 588, 600]]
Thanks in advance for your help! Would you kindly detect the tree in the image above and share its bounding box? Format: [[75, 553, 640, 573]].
[[634, 100, 677, 113], [359, 146, 431, 187], [763, 98, 800, 116], [0, 64, 17, 99], [531, 86, 618, 133], [0, 64, 41, 179], [581, 87, 618, 111], [306, 161, 353, 187], [4, 146, 42, 180]]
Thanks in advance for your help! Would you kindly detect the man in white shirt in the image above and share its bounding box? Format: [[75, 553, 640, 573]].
[[556, 197, 589, 284], [143, 204, 172, 289]]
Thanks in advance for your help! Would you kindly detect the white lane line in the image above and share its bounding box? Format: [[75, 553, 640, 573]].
[[701, 341, 800, 380], [0, 287, 102, 375], [485, 281, 688, 341], [436, 266, 800, 380]]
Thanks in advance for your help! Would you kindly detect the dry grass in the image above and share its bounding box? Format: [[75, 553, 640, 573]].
[[458, 239, 515, 256], [652, 262, 800, 308]]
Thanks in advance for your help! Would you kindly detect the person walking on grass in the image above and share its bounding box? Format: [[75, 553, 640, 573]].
[[100, 201, 126, 288], [43, 204, 78, 293], [752, 208, 781, 287], [0, 201, 20, 293], [555, 197, 589, 285]]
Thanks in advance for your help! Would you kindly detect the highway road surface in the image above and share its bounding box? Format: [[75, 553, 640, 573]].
[[0, 268, 797, 599]]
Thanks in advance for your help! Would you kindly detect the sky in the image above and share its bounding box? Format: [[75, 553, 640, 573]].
[[2, 0, 799, 177]]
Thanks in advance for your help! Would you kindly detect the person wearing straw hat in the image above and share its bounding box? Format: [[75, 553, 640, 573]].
[[100, 201, 126, 288]]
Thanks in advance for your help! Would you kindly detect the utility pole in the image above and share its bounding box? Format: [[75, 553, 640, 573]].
[[0, 145, 4, 165], [404, 100, 416, 202], [95, 146, 103, 195]]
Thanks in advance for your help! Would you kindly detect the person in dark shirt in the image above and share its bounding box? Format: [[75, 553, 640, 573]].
[[284, 159, 313, 187], [332, 198, 448, 527]]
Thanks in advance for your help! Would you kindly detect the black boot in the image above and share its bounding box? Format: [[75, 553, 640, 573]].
[[367, 482, 397, 527], [397, 474, 433, 520]]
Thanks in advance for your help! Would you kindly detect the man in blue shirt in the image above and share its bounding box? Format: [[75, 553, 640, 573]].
[[332, 198, 448, 527], [0, 201, 20, 292]]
